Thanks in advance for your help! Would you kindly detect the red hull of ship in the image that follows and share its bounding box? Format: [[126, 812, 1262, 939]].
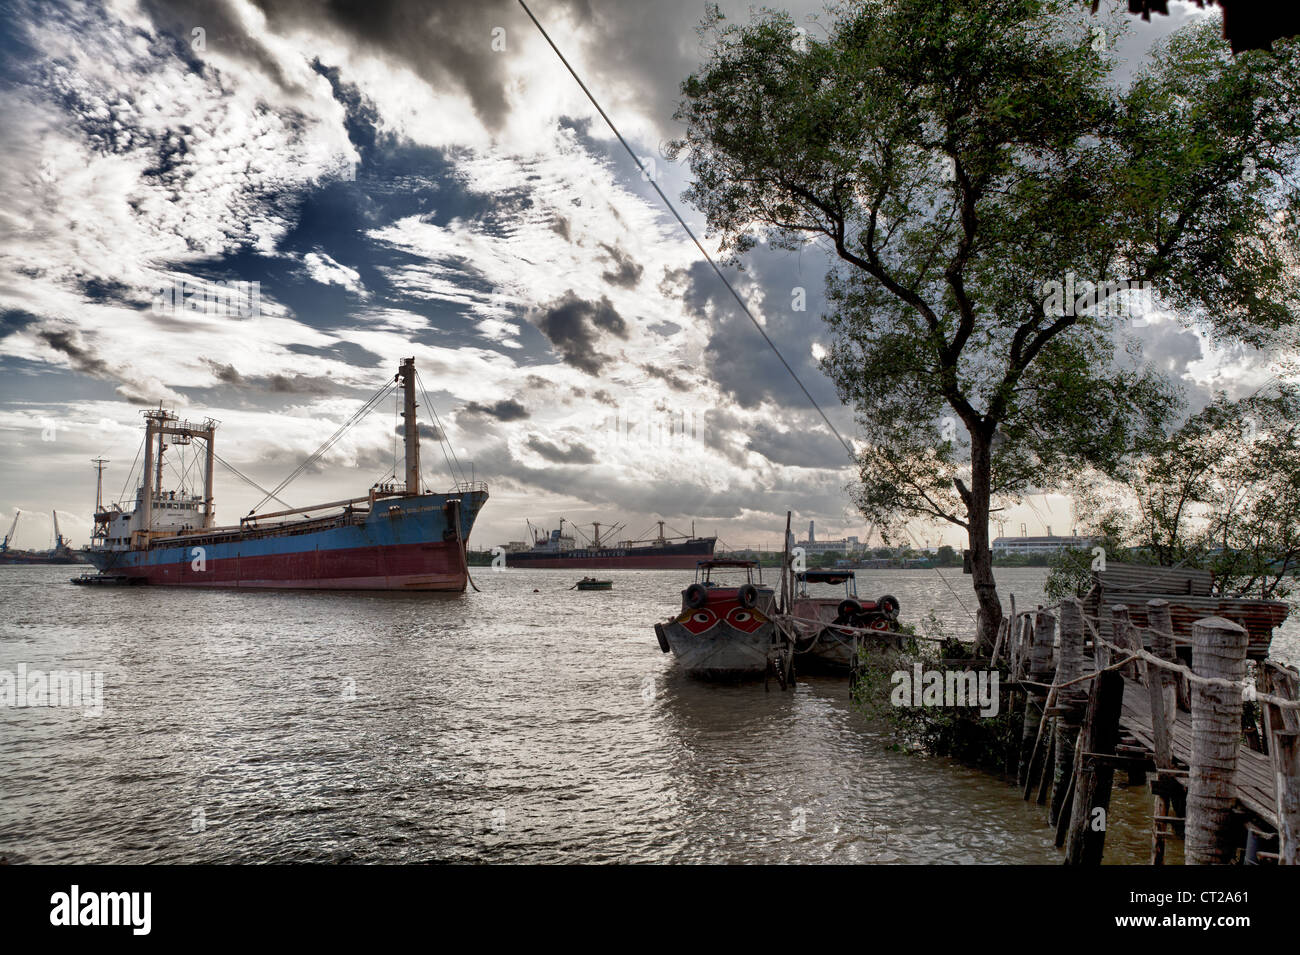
[[506, 554, 707, 570], [111, 540, 469, 591]]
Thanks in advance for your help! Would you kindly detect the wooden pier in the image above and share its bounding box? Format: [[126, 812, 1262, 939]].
[[1001, 565, 1300, 865]]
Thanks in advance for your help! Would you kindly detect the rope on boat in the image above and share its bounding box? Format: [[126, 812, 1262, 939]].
[[775, 612, 947, 643]]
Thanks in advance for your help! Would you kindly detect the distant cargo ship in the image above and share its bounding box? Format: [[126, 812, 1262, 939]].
[[504, 519, 716, 570], [0, 511, 87, 565], [81, 358, 487, 591]]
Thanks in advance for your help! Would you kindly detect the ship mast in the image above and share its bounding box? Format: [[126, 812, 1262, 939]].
[[91, 458, 109, 545], [399, 358, 421, 496], [92, 458, 108, 513]]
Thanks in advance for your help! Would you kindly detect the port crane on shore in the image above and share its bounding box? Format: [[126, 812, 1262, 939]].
[[2, 510, 19, 552]]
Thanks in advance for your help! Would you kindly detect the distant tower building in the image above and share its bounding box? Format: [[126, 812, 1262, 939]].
[[809, 520, 815, 543]]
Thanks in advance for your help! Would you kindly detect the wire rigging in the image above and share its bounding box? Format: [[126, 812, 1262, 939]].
[[414, 368, 466, 488], [251, 377, 398, 513], [213, 452, 293, 512], [515, 0, 858, 468]]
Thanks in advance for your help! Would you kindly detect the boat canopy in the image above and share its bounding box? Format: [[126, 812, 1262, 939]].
[[796, 570, 856, 584]]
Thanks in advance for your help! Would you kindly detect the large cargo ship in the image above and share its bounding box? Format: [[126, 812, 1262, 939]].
[[504, 519, 715, 570], [81, 358, 487, 591], [0, 511, 87, 565]]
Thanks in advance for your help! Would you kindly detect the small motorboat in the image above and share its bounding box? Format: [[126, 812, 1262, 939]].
[[574, 577, 613, 591], [787, 570, 902, 673]]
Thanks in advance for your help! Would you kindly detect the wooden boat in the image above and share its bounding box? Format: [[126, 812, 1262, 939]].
[[654, 560, 788, 680], [575, 577, 613, 590], [787, 570, 902, 673]]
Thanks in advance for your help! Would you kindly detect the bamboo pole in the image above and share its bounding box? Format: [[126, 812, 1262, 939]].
[[1185, 616, 1249, 865]]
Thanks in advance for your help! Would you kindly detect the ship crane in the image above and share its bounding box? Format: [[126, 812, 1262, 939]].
[[52, 510, 66, 550], [2, 510, 19, 552]]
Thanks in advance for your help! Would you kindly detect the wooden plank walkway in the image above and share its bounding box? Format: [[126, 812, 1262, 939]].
[[1119, 676, 1278, 828]]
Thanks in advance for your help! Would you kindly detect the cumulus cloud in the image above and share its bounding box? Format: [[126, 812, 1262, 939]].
[[302, 251, 367, 295]]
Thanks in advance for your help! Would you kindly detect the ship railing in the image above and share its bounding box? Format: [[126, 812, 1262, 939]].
[[450, 481, 489, 495]]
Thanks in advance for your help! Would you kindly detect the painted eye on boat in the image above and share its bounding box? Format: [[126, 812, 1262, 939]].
[[692, 612, 712, 623], [732, 611, 751, 622]]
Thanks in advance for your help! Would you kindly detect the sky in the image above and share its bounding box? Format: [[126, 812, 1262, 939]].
[[0, 0, 1262, 553]]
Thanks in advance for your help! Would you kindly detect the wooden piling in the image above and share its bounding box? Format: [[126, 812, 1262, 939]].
[[1050, 598, 1088, 830], [1018, 610, 1056, 789], [1145, 599, 1177, 865], [1111, 604, 1140, 682], [1064, 666, 1125, 865], [1261, 662, 1300, 865], [1185, 616, 1249, 865], [1273, 732, 1300, 865]]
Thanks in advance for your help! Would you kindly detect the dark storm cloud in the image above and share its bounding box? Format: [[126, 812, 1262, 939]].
[[250, 0, 526, 129], [37, 328, 111, 377], [640, 362, 691, 392], [669, 256, 839, 410], [524, 434, 596, 464], [33, 325, 179, 403], [745, 421, 846, 468], [462, 397, 530, 421], [395, 422, 445, 441], [600, 243, 643, 289], [532, 291, 627, 374], [200, 358, 336, 395]]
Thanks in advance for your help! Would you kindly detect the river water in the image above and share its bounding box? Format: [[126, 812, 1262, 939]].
[[1, 564, 1295, 864]]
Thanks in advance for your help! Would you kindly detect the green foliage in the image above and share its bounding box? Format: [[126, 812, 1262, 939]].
[[1064, 385, 1300, 602], [851, 636, 1019, 772]]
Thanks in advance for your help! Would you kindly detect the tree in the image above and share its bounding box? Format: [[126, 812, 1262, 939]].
[[936, 544, 959, 567], [670, 0, 1300, 650], [1063, 385, 1300, 601]]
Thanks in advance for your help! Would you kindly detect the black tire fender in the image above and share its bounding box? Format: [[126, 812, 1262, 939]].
[[655, 623, 671, 653], [684, 583, 709, 609], [737, 584, 758, 608]]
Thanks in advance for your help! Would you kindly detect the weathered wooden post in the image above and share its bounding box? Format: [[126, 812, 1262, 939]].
[[1146, 599, 1178, 865], [1050, 598, 1089, 830], [1274, 732, 1300, 865], [1064, 666, 1125, 865], [1261, 663, 1300, 865], [1185, 616, 1249, 865], [1111, 605, 1140, 682], [1018, 610, 1056, 789]]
